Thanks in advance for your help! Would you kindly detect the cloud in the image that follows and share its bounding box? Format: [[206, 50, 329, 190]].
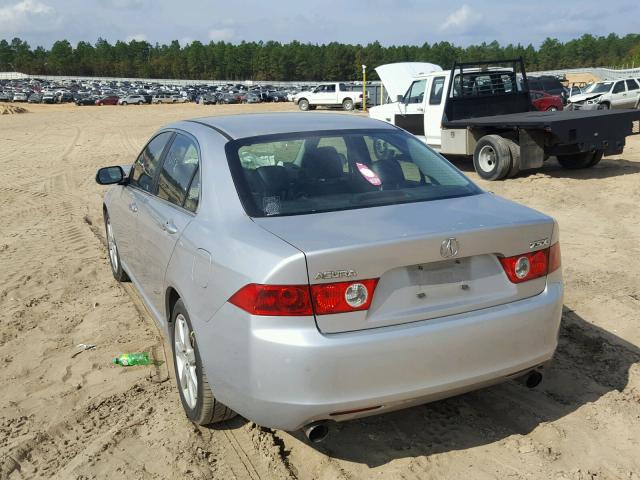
[[440, 4, 482, 32], [208, 27, 235, 42], [98, 0, 148, 9], [125, 33, 147, 42], [0, 0, 58, 32]]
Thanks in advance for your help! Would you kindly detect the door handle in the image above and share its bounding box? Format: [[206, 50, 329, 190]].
[[128, 202, 138, 213], [417, 107, 424, 112], [163, 221, 178, 234]]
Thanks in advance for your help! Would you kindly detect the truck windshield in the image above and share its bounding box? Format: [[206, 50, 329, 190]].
[[226, 129, 481, 217]]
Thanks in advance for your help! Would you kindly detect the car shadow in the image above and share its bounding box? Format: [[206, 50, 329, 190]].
[[448, 156, 640, 180], [292, 308, 639, 467]]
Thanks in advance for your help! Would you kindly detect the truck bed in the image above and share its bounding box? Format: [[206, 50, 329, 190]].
[[444, 108, 640, 129], [444, 109, 640, 149]]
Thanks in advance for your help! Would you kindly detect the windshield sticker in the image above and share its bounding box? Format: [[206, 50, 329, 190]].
[[356, 162, 382, 186], [262, 196, 281, 216]]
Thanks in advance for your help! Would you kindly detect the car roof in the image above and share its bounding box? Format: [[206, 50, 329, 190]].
[[176, 113, 395, 140]]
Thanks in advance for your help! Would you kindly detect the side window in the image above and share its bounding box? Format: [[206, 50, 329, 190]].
[[183, 167, 200, 213], [429, 77, 445, 104], [339, 83, 347, 92], [130, 132, 173, 193], [625, 79, 639, 91], [326, 84, 336, 93], [157, 134, 199, 208], [613, 81, 625, 94], [404, 80, 426, 104]]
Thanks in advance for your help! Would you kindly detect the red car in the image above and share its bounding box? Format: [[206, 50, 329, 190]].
[[95, 95, 119, 106], [530, 90, 563, 111]]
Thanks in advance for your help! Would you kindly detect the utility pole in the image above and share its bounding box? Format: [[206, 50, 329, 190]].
[[362, 64, 367, 112]]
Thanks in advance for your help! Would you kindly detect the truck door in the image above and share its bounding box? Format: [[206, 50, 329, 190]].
[[396, 79, 427, 136], [312, 84, 335, 105], [425, 76, 446, 147]]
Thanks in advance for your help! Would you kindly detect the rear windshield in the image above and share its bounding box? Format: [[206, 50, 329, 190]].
[[225, 129, 481, 217]]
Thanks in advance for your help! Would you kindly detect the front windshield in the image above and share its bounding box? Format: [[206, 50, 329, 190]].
[[585, 82, 613, 94], [226, 129, 481, 217]]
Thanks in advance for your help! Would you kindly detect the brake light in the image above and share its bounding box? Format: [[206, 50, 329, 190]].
[[228, 279, 379, 316], [499, 243, 561, 284], [228, 284, 313, 316], [311, 279, 378, 315]]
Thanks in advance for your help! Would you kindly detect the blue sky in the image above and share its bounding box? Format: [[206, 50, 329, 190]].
[[1, 0, 638, 47]]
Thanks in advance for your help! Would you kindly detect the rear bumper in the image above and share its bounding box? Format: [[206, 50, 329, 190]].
[[201, 282, 563, 431]]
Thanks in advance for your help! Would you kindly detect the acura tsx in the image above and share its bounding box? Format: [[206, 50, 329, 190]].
[[96, 113, 563, 440]]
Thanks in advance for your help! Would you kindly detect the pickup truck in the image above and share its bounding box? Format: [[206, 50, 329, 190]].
[[369, 59, 640, 180], [293, 82, 364, 111]]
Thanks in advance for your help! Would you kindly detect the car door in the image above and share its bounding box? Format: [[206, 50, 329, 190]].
[[625, 79, 639, 108], [135, 132, 200, 315], [610, 81, 627, 108], [125, 131, 173, 288], [396, 79, 428, 137], [118, 131, 173, 280]]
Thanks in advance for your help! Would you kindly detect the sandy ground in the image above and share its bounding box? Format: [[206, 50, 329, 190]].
[[1, 102, 639, 480]]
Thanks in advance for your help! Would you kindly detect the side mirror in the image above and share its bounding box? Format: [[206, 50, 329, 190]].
[[96, 166, 125, 185], [396, 94, 404, 103]]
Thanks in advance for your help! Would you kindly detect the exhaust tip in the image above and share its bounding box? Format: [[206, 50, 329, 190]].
[[525, 370, 543, 389], [303, 421, 329, 443]]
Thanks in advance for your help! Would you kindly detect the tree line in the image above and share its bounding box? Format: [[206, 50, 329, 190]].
[[1, 34, 639, 81]]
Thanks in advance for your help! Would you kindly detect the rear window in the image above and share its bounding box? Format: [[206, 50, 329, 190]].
[[226, 130, 480, 217]]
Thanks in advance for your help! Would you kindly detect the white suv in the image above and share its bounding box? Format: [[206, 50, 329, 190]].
[[567, 79, 640, 110]]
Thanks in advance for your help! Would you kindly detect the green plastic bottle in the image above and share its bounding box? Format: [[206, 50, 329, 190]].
[[113, 352, 151, 366]]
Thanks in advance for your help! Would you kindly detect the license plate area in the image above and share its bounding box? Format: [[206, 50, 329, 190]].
[[409, 258, 470, 287]]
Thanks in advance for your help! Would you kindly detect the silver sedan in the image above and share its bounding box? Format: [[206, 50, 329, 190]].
[[96, 113, 563, 440]]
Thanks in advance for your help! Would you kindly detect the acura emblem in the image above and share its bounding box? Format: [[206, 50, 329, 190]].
[[440, 237, 459, 258]]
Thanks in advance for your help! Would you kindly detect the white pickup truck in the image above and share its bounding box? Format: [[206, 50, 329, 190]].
[[369, 60, 640, 179], [293, 83, 364, 111]]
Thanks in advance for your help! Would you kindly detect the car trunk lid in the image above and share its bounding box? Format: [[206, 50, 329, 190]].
[[253, 193, 554, 334]]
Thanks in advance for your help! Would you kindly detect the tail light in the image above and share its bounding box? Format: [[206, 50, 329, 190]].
[[499, 243, 561, 284], [228, 279, 379, 316], [311, 279, 378, 315], [229, 284, 313, 316]]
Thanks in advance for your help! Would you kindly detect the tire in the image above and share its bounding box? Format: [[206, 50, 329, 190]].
[[98, 102, 103, 106], [138, 101, 143, 105], [342, 98, 354, 111], [104, 211, 129, 282], [557, 151, 600, 169], [473, 135, 512, 180], [597, 102, 610, 110], [503, 138, 521, 178], [546, 106, 558, 111], [587, 150, 604, 167], [170, 299, 236, 425], [122, 102, 127, 106], [298, 99, 309, 111]]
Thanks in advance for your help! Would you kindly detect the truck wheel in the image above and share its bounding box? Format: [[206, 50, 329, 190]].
[[298, 99, 309, 111], [503, 138, 521, 178], [171, 299, 236, 425], [473, 135, 511, 180], [597, 102, 610, 110], [342, 98, 354, 111], [557, 151, 600, 169]]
